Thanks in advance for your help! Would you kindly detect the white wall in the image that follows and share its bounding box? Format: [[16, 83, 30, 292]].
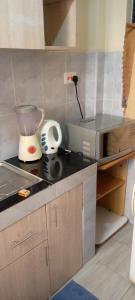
[[77, 0, 131, 52], [87, 0, 106, 52], [105, 0, 128, 52], [76, 0, 89, 51]]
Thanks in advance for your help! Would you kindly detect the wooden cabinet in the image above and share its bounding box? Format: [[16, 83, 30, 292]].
[[0, 0, 45, 49], [0, 0, 76, 49], [0, 184, 83, 299], [0, 241, 50, 300], [97, 158, 128, 215], [0, 206, 47, 270], [96, 156, 129, 245], [46, 184, 83, 294]]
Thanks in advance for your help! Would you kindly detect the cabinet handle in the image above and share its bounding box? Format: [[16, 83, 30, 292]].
[[10, 232, 35, 248], [45, 246, 49, 266], [54, 205, 58, 227]]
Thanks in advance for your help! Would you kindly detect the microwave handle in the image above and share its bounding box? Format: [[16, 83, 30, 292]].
[[96, 132, 103, 160]]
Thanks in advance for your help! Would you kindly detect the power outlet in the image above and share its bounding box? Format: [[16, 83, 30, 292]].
[[64, 72, 76, 84]]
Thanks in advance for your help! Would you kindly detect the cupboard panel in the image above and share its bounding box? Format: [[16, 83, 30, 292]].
[[0, 206, 47, 270], [0, 0, 45, 49], [46, 184, 83, 294], [0, 241, 50, 300]]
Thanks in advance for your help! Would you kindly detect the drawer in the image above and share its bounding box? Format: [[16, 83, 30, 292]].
[[0, 206, 47, 270], [0, 240, 50, 300]]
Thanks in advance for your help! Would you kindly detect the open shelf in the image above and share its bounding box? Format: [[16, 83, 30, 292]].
[[96, 206, 128, 245], [97, 172, 125, 201], [43, 0, 76, 47]]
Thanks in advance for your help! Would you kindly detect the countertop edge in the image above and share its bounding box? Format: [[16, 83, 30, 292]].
[[0, 163, 97, 232]]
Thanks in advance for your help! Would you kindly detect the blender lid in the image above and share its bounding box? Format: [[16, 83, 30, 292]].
[[14, 105, 37, 113]]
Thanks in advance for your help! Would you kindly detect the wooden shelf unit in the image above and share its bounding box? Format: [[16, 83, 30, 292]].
[[98, 150, 135, 171], [97, 172, 125, 201], [96, 156, 129, 245]]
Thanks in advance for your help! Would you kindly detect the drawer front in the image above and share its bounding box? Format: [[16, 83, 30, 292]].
[[0, 206, 47, 270], [0, 240, 50, 300]]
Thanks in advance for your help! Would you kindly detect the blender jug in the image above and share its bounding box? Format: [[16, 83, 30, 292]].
[[15, 105, 44, 136], [15, 105, 44, 162]]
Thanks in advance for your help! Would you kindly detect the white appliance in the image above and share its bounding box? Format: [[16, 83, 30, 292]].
[[130, 185, 135, 283], [15, 105, 44, 162], [40, 120, 62, 154]]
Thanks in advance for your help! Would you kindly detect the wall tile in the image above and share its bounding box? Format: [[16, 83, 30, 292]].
[[96, 52, 105, 103], [43, 51, 66, 106], [11, 50, 45, 107], [45, 103, 66, 122], [103, 100, 113, 115], [103, 51, 123, 116], [65, 101, 81, 122], [65, 52, 85, 120], [112, 100, 123, 116], [96, 100, 103, 115], [0, 50, 15, 114], [41, 51, 68, 122], [84, 53, 97, 118], [0, 113, 19, 160], [85, 98, 96, 119]]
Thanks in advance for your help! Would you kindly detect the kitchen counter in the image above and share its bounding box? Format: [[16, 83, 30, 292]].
[[0, 152, 97, 235], [7, 151, 96, 184]]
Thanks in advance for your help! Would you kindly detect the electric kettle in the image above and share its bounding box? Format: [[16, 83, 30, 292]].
[[40, 120, 62, 154]]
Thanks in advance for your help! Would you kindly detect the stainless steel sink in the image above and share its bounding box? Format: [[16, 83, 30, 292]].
[[0, 162, 41, 201]]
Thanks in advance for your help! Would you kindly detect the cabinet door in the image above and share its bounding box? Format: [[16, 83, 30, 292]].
[[0, 0, 45, 49], [0, 241, 50, 300], [46, 184, 83, 294], [0, 206, 47, 270]]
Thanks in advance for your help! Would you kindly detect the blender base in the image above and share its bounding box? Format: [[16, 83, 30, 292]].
[[19, 134, 42, 162]]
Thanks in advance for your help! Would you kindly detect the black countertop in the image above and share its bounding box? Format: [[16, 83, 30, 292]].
[[1, 151, 96, 213], [7, 151, 96, 184]]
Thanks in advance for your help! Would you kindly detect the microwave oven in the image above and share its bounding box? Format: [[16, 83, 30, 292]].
[[63, 114, 135, 164]]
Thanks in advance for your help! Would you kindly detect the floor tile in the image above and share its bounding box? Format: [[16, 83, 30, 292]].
[[99, 243, 131, 280], [111, 223, 133, 246], [74, 223, 133, 300], [74, 261, 131, 300], [121, 285, 135, 300]]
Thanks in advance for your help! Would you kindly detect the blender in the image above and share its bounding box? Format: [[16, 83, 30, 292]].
[[15, 105, 45, 162]]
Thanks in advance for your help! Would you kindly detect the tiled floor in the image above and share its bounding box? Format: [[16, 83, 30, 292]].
[[74, 223, 135, 300]]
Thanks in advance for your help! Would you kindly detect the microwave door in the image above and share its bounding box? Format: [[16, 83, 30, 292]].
[[97, 125, 135, 163], [97, 130, 121, 160], [96, 132, 103, 160]]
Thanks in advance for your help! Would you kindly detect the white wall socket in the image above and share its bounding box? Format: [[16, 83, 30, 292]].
[[64, 72, 76, 84]]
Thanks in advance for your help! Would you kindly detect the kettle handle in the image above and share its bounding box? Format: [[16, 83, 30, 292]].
[[36, 108, 45, 130], [55, 123, 62, 147], [43, 120, 62, 147]]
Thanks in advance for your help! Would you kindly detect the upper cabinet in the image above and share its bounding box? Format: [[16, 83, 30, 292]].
[[0, 0, 76, 50], [43, 0, 76, 49], [0, 0, 45, 49]]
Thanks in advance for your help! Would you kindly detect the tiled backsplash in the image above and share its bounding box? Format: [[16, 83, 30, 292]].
[[0, 49, 123, 160], [103, 51, 123, 116]]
